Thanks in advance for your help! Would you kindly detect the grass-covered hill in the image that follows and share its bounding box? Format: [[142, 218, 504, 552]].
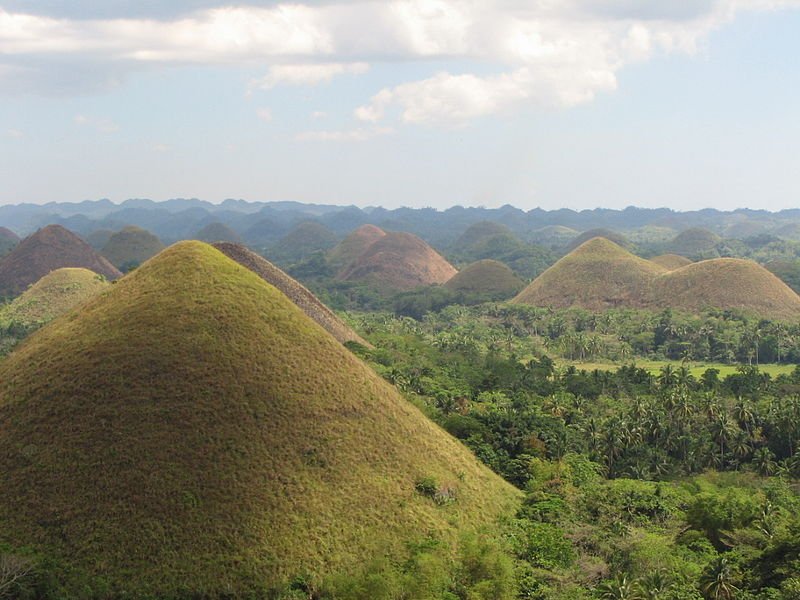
[[0, 267, 109, 331], [651, 258, 800, 321], [269, 220, 339, 264], [193, 221, 243, 243], [85, 228, 114, 250], [444, 259, 524, 298], [528, 225, 579, 248], [451, 220, 513, 252], [565, 228, 631, 253], [0, 241, 518, 596], [339, 231, 458, 290], [327, 224, 386, 271], [0, 224, 121, 298], [101, 225, 165, 271], [650, 253, 693, 270], [764, 259, 800, 294], [0, 226, 19, 256], [667, 227, 722, 258], [212, 241, 370, 346], [513, 237, 666, 310]]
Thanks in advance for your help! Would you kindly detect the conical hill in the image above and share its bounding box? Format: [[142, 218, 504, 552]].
[[212, 241, 369, 346], [338, 231, 457, 290], [0, 267, 110, 330], [0, 224, 121, 297], [0, 241, 518, 596], [513, 237, 666, 310], [650, 254, 692, 270], [327, 224, 386, 270], [445, 259, 524, 297], [101, 225, 165, 270], [651, 258, 800, 320]]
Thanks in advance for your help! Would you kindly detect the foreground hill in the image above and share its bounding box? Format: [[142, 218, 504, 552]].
[[327, 224, 386, 270], [339, 231, 457, 290], [0, 241, 518, 596], [0, 267, 110, 330], [513, 238, 665, 310], [101, 225, 165, 270], [213, 241, 369, 346], [650, 254, 693, 270], [651, 258, 800, 321], [0, 225, 121, 297], [445, 259, 524, 298]]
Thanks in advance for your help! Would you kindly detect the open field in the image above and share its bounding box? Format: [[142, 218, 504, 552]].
[[558, 359, 796, 377]]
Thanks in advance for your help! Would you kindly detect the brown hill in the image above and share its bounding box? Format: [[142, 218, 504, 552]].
[[651, 258, 800, 320], [0, 241, 518, 596], [327, 224, 386, 270], [651, 254, 693, 270], [513, 238, 666, 310], [0, 225, 122, 298], [338, 232, 457, 290], [445, 259, 524, 297], [212, 241, 370, 346]]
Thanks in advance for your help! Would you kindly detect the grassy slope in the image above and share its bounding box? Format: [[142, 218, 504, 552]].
[[0, 267, 109, 329], [513, 238, 666, 310], [101, 226, 165, 268], [557, 359, 794, 378], [445, 259, 524, 295], [650, 254, 692, 270], [0, 241, 518, 596]]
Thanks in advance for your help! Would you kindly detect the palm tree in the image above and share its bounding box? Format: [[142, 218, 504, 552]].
[[700, 557, 739, 599], [597, 574, 641, 600], [638, 570, 673, 599], [752, 447, 776, 476]]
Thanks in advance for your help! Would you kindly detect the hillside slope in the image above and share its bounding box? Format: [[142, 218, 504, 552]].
[[445, 259, 524, 297], [0, 225, 121, 297], [650, 254, 693, 270], [0, 241, 518, 596], [327, 224, 386, 270], [213, 241, 370, 346], [101, 225, 165, 270]]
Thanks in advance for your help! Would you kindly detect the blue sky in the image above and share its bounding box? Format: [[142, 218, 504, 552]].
[[0, 0, 799, 210]]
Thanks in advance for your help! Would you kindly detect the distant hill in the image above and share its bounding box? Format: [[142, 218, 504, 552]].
[[242, 217, 284, 245], [528, 225, 579, 248], [445, 259, 524, 298], [270, 221, 339, 264], [101, 225, 165, 270], [764, 259, 800, 294], [452, 221, 513, 252], [0, 241, 518, 596], [668, 227, 722, 258], [513, 238, 664, 310], [327, 224, 386, 271], [0, 226, 19, 256], [213, 241, 369, 346], [0, 225, 122, 298], [0, 267, 110, 331], [193, 221, 243, 243], [85, 228, 114, 250], [514, 238, 800, 320], [651, 258, 800, 321], [650, 254, 693, 270], [565, 228, 631, 253], [339, 231, 457, 290]]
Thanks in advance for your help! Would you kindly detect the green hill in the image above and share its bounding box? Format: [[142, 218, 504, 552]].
[[0, 241, 518, 596], [270, 221, 339, 264], [101, 225, 165, 271], [327, 224, 386, 271], [445, 259, 524, 298], [0, 267, 109, 331], [85, 229, 114, 250], [565, 228, 631, 253], [452, 221, 513, 252], [513, 237, 665, 310], [193, 221, 242, 243], [0, 226, 19, 256], [213, 241, 370, 346], [668, 227, 722, 258]]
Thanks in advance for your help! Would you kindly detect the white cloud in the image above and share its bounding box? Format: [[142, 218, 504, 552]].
[[2, 1, 799, 122], [295, 126, 394, 142], [256, 107, 273, 122], [252, 62, 369, 89]]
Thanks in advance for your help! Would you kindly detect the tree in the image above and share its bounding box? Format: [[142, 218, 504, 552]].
[[700, 557, 739, 600]]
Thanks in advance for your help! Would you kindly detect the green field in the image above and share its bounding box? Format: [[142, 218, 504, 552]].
[[559, 359, 796, 377]]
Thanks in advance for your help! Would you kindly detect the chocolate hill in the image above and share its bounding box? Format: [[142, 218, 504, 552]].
[[193, 221, 242, 243], [0, 225, 121, 298], [101, 225, 165, 270], [650, 254, 693, 270], [668, 227, 721, 257], [513, 238, 665, 310], [0, 241, 518, 596], [212, 241, 369, 346], [327, 224, 386, 270], [445, 259, 524, 298], [338, 231, 458, 290]]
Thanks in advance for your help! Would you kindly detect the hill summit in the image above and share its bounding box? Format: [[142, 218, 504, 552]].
[[0, 224, 121, 298], [212, 241, 369, 346], [339, 231, 457, 290], [0, 241, 517, 596], [445, 259, 524, 298], [101, 225, 165, 270], [327, 224, 386, 270], [513, 237, 665, 310]]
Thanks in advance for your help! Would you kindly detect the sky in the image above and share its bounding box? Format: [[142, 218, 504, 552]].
[[0, 0, 799, 211]]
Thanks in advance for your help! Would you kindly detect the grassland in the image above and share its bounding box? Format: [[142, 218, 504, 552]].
[[0, 241, 518, 596], [557, 359, 794, 377]]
